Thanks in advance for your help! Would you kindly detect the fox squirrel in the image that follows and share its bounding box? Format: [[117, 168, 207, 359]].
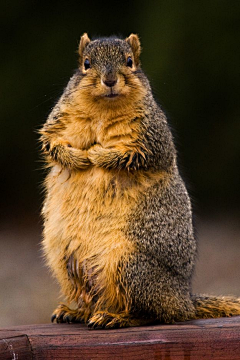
[[40, 33, 240, 328]]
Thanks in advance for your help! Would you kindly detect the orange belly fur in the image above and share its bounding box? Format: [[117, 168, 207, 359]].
[[42, 164, 168, 313]]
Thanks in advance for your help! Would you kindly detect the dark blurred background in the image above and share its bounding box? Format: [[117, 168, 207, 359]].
[[1, 0, 240, 327]]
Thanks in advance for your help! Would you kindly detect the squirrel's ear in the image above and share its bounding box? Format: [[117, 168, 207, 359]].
[[126, 34, 141, 66], [78, 33, 91, 59]]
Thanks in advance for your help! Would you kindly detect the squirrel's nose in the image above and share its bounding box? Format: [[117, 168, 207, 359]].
[[103, 79, 117, 87]]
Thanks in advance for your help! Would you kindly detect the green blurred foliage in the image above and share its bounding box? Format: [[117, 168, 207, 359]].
[[1, 0, 240, 219]]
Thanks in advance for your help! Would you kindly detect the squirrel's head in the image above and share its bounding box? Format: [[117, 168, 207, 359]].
[[76, 33, 146, 109]]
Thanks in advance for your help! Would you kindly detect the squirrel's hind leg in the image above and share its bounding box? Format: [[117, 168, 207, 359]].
[[88, 311, 155, 329], [51, 303, 88, 324]]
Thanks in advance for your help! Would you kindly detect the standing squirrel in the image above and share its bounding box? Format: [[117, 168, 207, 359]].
[[40, 33, 240, 328]]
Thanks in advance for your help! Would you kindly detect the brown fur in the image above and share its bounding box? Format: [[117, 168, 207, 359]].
[[40, 33, 240, 329]]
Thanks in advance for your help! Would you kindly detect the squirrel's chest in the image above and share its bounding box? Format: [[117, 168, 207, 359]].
[[62, 112, 140, 150], [63, 118, 96, 150]]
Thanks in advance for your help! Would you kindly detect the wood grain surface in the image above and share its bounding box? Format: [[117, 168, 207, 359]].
[[1, 316, 240, 359]]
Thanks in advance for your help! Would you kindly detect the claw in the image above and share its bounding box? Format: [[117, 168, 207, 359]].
[[87, 320, 95, 329], [63, 315, 70, 323], [51, 314, 56, 323], [88, 320, 104, 330]]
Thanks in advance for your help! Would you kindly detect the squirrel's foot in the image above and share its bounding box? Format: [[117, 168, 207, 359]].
[[51, 303, 85, 324], [88, 311, 134, 329]]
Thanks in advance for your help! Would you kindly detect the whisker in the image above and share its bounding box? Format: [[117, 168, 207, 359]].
[[65, 88, 79, 96], [65, 83, 96, 97], [79, 83, 96, 90], [126, 84, 138, 90]]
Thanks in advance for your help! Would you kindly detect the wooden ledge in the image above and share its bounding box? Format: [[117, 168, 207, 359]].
[[1, 316, 240, 359]]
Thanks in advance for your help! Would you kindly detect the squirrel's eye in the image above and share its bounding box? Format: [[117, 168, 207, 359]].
[[126, 56, 133, 67], [84, 59, 90, 70]]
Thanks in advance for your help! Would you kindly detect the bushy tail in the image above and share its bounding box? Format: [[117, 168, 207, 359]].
[[191, 294, 240, 319]]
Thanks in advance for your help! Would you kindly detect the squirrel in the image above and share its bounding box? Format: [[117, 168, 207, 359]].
[[40, 33, 240, 329]]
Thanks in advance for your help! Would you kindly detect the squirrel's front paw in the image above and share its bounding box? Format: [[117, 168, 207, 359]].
[[69, 147, 91, 169], [88, 144, 105, 165]]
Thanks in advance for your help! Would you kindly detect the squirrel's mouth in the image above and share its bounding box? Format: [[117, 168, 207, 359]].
[[105, 93, 119, 98]]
